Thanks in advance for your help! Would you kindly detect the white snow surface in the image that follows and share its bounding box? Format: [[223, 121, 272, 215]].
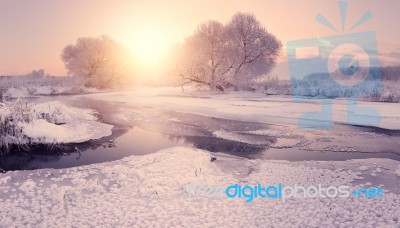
[[0, 147, 399, 227], [20, 101, 112, 143], [83, 86, 400, 130]]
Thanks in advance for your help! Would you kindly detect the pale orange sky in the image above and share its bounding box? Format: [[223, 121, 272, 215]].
[[0, 0, 399, 76]]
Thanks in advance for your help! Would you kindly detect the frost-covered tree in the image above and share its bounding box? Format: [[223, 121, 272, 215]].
[[177, 21, 231, 91], [61, 36, 131, 88], [28, 69, 46, 79], [176, 12, 281, 91], [225, 12, 281, 87]]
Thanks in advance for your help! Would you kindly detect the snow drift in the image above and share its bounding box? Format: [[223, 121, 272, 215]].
[[0, 100, 112, 151], [0, 147, 398, 227]]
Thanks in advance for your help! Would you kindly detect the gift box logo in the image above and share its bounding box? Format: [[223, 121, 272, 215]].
[[286, 0, 381, 130]]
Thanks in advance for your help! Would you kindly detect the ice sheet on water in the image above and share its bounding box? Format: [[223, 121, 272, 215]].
[[244, 128, 301, 139], [212, 130, 274, 145]]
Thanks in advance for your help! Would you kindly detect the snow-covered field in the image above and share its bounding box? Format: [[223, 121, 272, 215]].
[[0, 86, 400, 227], [1, 75, 98, 99], [0, 147, 399, 227], [4, 86, 98, 99]]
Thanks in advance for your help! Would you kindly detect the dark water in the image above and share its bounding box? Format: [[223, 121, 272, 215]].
[[1, 95, 400, 171], [0, 127, 187, 170]]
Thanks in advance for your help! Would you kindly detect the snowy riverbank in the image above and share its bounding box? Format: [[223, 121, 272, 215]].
[[0, 146, 399, 227], [0, 100, 112, 149]]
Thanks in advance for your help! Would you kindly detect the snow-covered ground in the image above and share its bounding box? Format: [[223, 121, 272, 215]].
[[4, 86, 98, 99], [21, 101, 112, 143], [0, 147, 399, 227], [0, 100, 112, 146], [1, 75, 98, 99]]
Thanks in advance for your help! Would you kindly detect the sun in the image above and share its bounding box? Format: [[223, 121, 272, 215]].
[[123, 27, 172, 65], [114, 18, 178, 75], [131, 33, 167, 61]]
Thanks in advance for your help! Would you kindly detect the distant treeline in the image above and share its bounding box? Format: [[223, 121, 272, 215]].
[[302, 65, 400, 82], [380, 66, 400, 81]]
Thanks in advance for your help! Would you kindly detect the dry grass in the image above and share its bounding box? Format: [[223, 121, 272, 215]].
[[0, 98, 33, 154]]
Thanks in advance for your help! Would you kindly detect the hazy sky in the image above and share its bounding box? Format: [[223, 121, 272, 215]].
[[0, 0, 399, 76]]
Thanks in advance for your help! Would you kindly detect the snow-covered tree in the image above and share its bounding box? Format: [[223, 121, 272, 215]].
[[29, 69, 46, 79], [225, 12, 281, 87], [176, 12, 281, 91], [177, 21, 232, 91], [61, 36, 131, 88]]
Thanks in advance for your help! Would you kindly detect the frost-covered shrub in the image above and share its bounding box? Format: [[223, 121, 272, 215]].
[[0, 99, 71, 153], [264, 79, 291, 95], [29, 102, 75, 125], [1, 98, 110, 154], [0, 99, 30, 153], [267, 78, 400, 102]]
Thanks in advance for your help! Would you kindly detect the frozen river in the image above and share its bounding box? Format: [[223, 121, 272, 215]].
[[1, 87, 400, 171]]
